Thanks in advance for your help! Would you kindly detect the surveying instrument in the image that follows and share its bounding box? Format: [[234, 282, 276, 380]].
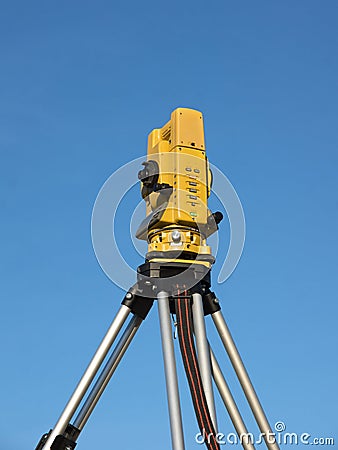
[[35, 108, 279, 450]]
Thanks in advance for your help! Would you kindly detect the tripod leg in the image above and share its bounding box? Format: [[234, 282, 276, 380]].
[[41, 304, 131, 450], [192, 292, 218, 431], [157, 291, 185, 450], [209, 346, 255, 450], [211, 310, 279, 450], [73, 315, 143, 430]]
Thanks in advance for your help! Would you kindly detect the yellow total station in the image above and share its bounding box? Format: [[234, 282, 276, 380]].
[[136, 107, 223, 267]]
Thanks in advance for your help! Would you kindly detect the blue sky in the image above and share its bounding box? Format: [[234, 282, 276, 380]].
[[1, 1, 337, 449]]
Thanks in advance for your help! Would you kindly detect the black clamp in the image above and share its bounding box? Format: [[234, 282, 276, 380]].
[[202, 290, 221, 316], [122, 284, 154, 320]]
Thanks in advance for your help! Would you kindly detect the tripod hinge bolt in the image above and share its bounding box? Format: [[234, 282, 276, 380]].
[[125, 292, 133, 299]]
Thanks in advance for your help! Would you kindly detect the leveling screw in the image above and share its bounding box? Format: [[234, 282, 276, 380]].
[[171, 230, 181, 243]]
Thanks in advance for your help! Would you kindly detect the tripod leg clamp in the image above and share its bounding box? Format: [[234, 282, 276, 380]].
[[35, 424, 80, 450], [122, 288, 154, 320], [202, 290, 221, 316], [51, 435, 77, 450]]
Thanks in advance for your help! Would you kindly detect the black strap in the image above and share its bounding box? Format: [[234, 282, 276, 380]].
[[175, 290, 220, 450]]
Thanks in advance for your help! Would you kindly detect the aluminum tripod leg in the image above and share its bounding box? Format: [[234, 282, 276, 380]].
[[157, 291, 185, 450], [212, 310, 279, 450], [209, 346, 255, 450], [73, 315, 143, 430], [41, 304, 131, 450], [192, 292, 218, 431]]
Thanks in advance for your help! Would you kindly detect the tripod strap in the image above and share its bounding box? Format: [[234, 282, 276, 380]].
[[175, 291, 220, 450]]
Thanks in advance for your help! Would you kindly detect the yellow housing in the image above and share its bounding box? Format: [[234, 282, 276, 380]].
[[136, 107, 215, 265]]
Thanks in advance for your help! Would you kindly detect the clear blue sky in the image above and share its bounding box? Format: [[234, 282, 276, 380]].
[[1, 1, 337, 449]]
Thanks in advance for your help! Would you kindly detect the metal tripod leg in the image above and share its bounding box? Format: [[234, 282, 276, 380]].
[[211, 310, 279, 450], [209, 345, 255, 450], [41, 304, 131, 450], [191, 292, 218, 431], [157, 291, 185, 450], [73, 315, 143, 430]]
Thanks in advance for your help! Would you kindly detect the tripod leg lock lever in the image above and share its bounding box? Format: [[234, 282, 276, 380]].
[[35, 424, 80, 450]]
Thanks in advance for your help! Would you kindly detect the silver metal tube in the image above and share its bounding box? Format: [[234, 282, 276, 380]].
[[73, 315, 142, 430], [209, 346, 256, 450], [212, 311, 279, 450], [42, 304, 131, 450], [192, 293, 218, 431], [157, 291, 185, 450]]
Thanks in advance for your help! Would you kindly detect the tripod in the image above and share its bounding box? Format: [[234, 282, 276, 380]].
[[35, 260, 280, 450]]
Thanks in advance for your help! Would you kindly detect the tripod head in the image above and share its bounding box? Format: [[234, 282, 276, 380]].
[[136, 107, 223, 268]]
